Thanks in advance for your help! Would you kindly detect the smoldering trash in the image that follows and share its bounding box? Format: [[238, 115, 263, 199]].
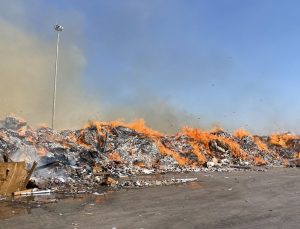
[[0, 116, 299, 196]]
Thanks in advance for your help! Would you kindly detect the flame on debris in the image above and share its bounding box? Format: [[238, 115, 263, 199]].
[[1, 116, 299, 174], [253, 136, 269, 151], [254, 156, 267, 166], [269, 133, 298, 148], [233, 129, 251, 139], [182, 127, 247, 159], [37, 147, 47, 156], [188, 141, 207, 165], [84, 119, 190, 165], [108, 151, 122, 162]]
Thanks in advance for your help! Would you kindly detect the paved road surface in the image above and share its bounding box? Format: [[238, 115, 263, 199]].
[[0, 168, 299, 229]]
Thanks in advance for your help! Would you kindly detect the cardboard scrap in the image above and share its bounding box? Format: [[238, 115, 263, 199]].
[[0, 161, 36, 196]]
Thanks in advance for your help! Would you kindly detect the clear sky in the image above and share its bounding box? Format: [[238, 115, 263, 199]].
[[1, 0, 300, 133]]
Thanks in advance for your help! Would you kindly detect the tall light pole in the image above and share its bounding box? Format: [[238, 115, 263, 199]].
[[52, 24, 63, 129]]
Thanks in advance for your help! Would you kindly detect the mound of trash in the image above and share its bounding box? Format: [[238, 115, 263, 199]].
[[0, 117, 299, 192]]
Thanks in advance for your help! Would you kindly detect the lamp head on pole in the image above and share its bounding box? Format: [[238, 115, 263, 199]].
[[54, 24, 63, 32]]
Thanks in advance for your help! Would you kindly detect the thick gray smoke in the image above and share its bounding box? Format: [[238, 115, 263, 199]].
[[0, 17, 104, 129]]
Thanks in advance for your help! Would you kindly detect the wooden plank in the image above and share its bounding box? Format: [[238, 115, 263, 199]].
[[0, 162, 28, 196], [13, 189, 33, 196]]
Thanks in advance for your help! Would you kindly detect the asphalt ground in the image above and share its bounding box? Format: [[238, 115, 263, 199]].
[[0, 168, 299, 229]]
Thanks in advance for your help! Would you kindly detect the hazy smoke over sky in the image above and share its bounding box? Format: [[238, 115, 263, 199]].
[[0, 1, 201, 133], [1, 1, 300, 134], [0, 17, 101, 129]]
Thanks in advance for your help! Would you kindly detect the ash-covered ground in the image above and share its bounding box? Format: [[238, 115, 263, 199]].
[[0, 117, 299, 192]]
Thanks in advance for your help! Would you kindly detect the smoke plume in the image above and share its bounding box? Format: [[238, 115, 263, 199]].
[[0, 17, 104, 129], [0, 8, 201, 133]]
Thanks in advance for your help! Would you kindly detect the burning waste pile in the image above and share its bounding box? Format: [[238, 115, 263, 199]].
[[0, 116, 299, 195]]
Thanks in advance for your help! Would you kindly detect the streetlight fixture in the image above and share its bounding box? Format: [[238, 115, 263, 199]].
[[52, 24, 63, 129]]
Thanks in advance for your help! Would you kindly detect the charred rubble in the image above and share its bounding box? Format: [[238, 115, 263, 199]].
[[0, 117, 299, 191]]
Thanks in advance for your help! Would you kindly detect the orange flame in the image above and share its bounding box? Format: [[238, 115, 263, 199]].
[[78, 119, 298, 167], [253, 136, 269, 151], [254, 156, 267, 166], [189, 141, 207, 165], [108, 151, 122, 162], [233, 129, 251, 139], [182, 127, 248, 159], [76, 130, 94, 149], [269, 133, 298, 148], [37, 147, 47, 156], [156, 140, 192, 166], [181, 127, 215, 156], [86, 119, 162, 138], [133, 161, 146, 167], [86, 119, 189, 165]]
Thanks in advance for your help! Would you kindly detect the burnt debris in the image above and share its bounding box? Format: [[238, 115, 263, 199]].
[[0, 117, 299, 192]]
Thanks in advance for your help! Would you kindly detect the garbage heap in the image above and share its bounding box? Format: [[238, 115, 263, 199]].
[[0, 117, 299, 191]]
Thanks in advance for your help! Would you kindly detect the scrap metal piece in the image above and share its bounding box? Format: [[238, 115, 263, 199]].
[[35, 161, 59, 171]]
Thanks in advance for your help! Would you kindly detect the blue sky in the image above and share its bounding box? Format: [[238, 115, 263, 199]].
[[2, 0, 300, 133]]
